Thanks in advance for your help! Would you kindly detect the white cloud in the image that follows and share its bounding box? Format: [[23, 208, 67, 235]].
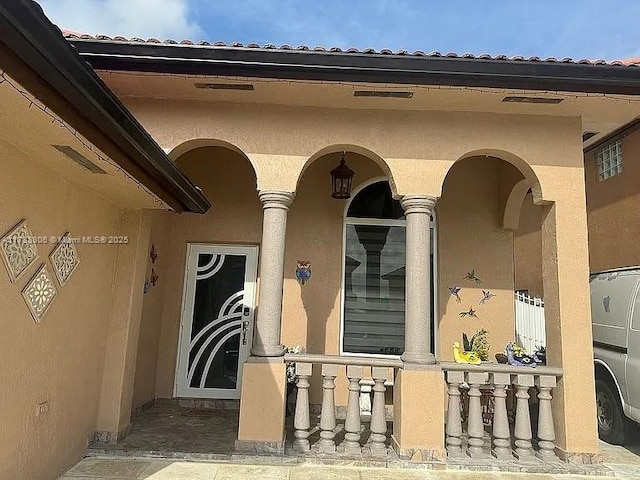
[[38, 0, 204, 40]]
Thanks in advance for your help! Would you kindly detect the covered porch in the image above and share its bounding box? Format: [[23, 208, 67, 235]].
[[105, 123, 598, 471]]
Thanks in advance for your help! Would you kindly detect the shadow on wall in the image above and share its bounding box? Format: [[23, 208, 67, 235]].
[[436, 156, 529, 362], [282, 151, 388, 356]]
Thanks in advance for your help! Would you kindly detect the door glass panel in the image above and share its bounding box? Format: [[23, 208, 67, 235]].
[[187, 253, 246, 389]]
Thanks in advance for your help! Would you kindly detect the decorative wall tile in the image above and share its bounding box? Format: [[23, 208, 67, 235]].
[[0, 219, 39, 282], [22, 265, 57, 323], [49, 233, 80, 286]]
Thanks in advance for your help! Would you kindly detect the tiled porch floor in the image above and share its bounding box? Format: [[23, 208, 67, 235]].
[[89, 404, 239, 458], [85, 404, 640, 478]]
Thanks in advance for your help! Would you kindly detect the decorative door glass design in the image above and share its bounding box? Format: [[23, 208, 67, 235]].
[[176, 245, 257, 399]]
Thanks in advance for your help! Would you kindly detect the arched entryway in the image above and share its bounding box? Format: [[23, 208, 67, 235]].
[[341, 179, 437, 356]]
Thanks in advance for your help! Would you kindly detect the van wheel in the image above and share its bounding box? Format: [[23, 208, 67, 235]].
[[596, 379, 631, 444]]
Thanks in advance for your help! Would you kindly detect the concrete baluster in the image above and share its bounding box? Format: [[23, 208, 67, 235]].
[[293, 362, 312, 452], [319, 364, 338, 453], [343, 365, 364, 454], [513, 374, 535, 461], [536, 375, 558, 461], [369, 367, 389, 456], [445, 371, 464, 457], [491, 372, 514, 460], [467, 372, 488, 458]]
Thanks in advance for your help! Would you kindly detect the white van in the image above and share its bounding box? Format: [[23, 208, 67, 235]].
[[591, 267, 640, 444]]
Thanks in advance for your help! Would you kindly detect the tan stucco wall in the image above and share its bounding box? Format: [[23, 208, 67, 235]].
[[155, 147, 263, 398], [0, 147, 122, 480], [125, 98, 583, 201], [437, 157, 517, 362], [132, 210, 172, 409], [585, 130, 640, 273], [514, 193, 544, 297]]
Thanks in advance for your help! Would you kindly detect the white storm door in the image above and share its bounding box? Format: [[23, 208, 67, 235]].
[[176, 244, 258, 399]]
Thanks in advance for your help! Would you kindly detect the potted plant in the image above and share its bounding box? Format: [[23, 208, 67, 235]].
[[284, 345, 305, 416], [463, 329, 490, 362]]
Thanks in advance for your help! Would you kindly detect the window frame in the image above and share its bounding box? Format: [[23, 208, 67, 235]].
[[338, 177, 438, 359]]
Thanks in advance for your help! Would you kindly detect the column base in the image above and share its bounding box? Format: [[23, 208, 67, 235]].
[[93, 424, 131, 445], [250, 345, 285, 357], [237, 361, 287, 444], [555, 447, 603, 465], [400, 351, 436, 365], [234, 439, 286, 455], [392, 368, 446, 462]]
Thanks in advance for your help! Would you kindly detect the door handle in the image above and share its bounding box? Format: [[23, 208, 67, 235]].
[[241, 320, 249, 345]]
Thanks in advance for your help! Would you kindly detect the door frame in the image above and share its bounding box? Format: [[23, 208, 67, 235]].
[[174, 243, 259, 399]]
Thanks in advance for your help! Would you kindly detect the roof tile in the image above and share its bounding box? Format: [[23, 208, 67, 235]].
[[60, 32, 640, 68]]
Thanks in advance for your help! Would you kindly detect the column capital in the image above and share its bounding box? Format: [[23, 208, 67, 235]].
[[259, 190, 295, 210], [400, 195, 437, 215]]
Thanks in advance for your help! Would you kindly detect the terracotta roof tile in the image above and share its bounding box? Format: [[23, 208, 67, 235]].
[[60, 31, 640, 68]]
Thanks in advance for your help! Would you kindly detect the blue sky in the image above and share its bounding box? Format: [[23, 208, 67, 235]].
[[40, 0, 640, 61]]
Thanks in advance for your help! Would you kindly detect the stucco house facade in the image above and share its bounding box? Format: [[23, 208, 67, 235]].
[[3, 1, 640, 479]]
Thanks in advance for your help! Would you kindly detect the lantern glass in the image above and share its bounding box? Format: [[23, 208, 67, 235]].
[[330, 153, 355, 199]]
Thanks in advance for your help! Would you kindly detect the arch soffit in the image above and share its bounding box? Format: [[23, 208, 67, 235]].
[[448, 149, 546, 204], [503, 179, 531, 231], [168, 138, 258, 183]]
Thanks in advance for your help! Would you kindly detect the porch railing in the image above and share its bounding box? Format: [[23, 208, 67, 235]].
[[441, 362, 562, 462], [285, 353, 401, 455], [515, 291, 546, 351]]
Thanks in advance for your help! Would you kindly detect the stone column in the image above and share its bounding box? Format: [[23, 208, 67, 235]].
[[251, 190, 294, 357], [400, 195, 437, 365]]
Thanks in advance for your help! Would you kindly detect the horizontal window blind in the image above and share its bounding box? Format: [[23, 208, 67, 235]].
[[343, 224, 406, 355]]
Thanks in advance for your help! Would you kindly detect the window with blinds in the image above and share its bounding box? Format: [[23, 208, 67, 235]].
[[342, 181, 436, 356], [343, 223, 406, 355]]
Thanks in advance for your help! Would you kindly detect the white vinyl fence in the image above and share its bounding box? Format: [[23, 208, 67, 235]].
[[514, 291, 546, 352]]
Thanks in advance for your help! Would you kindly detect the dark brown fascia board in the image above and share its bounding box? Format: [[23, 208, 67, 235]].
[[584, 116, 640, 154], [68, 39, 640, 95], [0, 1, 210, 213]]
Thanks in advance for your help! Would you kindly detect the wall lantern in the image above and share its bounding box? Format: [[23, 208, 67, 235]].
[[330, 152, 355, 199]]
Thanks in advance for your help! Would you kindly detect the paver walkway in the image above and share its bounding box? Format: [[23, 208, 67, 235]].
[[61, 439, 640, 480]]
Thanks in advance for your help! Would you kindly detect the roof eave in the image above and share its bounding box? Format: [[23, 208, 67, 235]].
[[68, 39, 640, 95], [0, 1, 211, 213]]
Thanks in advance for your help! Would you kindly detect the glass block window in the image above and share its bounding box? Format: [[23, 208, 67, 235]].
[[597, 140, 623, 181]]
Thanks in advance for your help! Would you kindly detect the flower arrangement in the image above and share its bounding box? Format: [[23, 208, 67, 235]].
[[462, 329, 490, 361], [284, 344, 306, 384]]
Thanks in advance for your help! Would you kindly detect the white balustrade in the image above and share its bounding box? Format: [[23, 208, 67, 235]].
[[286, 353, 400, 456], [443, 363, 562, 463]]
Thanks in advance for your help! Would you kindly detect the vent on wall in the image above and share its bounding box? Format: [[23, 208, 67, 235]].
[[52, 145, 107, 174], [194, 82, 254, 91], [354, 90, 413, 98], [502, 96, 563, 104]]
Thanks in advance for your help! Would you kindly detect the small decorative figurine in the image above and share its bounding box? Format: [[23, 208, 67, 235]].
[[150, 244, 158, 263], [448, 286, 462, 303], [505, 342, 537, 367], [459, 307, 478, 319], [480, 290, 495, 305], [463, 269, 482, 284], [453, 342, 481, 365], [295, 260, 312, 285]]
